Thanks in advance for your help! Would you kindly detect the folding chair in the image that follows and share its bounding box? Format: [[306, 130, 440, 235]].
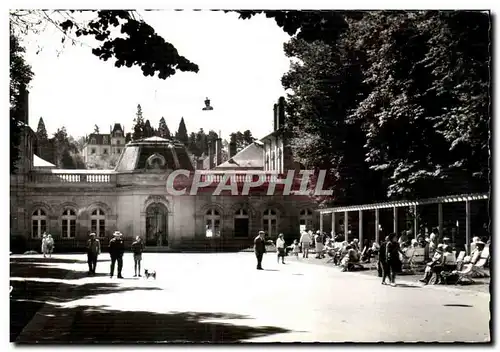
[[455, 246, 490, 284]]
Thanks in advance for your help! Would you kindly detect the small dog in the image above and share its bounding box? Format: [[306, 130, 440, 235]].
[[144, 269, 156, 279]]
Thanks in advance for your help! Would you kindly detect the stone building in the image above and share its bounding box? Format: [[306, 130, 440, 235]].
[[10, 97, 324, 252], [82, 124, 126, 166]]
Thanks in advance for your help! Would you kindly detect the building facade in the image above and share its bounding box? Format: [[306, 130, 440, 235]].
[[82, 124, 126, 166], [11, 98, 324, 252]]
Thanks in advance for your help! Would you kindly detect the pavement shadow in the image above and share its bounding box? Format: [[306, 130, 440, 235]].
[[15, 305, 291, 343], [10, 279, 163, 342], [10, 258, 163, 342], [394, 283, 421, 288]]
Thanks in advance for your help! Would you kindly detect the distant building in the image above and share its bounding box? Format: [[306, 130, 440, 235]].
[[82, 124, 126, 166]]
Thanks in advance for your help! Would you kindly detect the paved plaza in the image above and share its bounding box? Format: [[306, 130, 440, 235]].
[[10, 252, 491, 343]]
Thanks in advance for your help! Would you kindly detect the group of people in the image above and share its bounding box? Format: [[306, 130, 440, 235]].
[[40, 232, 54, 258], [86, 231, 145, 278]]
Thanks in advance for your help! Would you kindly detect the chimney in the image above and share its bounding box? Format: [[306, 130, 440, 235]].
[[215, 138, 222, 166], [277, 97, 285, 130], [229, 142, 237, 158], [273, 104, 278, 131], [18, 85, 29, 125], [208, 141, 214, 169]]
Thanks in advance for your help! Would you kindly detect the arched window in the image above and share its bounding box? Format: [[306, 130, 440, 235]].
[[234, 209, 249, 238], [205, 209, 221, 237], [263, 209, 278, 238], [32, 209, 47, 238], [300, 209, 314, 231], [61, 209, 77, 238], [91, 208, 106, 237]]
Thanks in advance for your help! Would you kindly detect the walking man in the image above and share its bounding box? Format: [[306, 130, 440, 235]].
[[254, 230, 267, 270], [131, 236, 144, 277], [86, 233, 101, 275], [109, 231, 125, 278]]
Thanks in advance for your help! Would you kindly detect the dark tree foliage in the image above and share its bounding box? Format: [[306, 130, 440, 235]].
[[279, 10, 490, 202], [229, 130, 256, 152], [175, 117, 189, 146], [36, 117, 48, 140], [59, 10, 199, 79], [10, 31, 34, 173], [143, 119, 154, 138], [132, 104, 145, 140], [188, 132, 201, 156], [158, 117, 171, 138]]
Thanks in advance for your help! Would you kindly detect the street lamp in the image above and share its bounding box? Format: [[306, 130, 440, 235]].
[[202, 97, 214, 111]]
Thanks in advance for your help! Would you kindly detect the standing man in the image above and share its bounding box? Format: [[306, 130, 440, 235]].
[[86, 233, 101, 275], [109, 231, 125, 278], [254, 231, 267, 270], [131, 236, 144, 277], [300, 231, 312, 258], [314, 230, 325, 259]]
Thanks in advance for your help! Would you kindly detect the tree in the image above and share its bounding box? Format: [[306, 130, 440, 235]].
[[125, 132, 132, 143], [94, 124, 100, 134], [346, 11, 490, 199], [229, 130, 255, 153], [279, 11, 490, 202], [10, 30, 34, 173], [188, 132, 201, 156], [10, 10, 199, 80], [143, 119, 154, 138], [132, 104, 145, 140], [175, 117, 189, 146], [158, 117, 171, 138], [36, 117, 48, 140], [242, 130, 256, 146]]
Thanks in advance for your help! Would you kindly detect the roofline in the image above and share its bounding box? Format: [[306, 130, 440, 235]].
[[318, 193, 489, 214]]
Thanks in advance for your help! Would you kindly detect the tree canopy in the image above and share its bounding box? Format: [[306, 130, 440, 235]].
[[281, 11, 490, 203]]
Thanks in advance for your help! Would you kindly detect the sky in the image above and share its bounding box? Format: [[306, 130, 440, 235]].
[[21, 10, 292, 141]]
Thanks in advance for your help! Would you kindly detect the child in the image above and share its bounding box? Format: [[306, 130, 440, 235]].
[[131, 236, 144, 277], [291, 240, 300, 259]]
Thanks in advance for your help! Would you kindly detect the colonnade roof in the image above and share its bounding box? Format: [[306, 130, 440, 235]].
[[318, 193, 489, 214]]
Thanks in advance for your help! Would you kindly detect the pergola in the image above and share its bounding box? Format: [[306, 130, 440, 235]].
[[318, 193, 489, 254]]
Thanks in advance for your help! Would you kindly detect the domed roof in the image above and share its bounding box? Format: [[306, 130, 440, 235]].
[[114, 137, 194, 172]]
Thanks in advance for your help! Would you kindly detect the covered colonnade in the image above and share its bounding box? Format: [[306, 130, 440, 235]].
[[318, 193, 489, 254]]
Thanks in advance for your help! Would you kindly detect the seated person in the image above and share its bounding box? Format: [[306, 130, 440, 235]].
[[340, 245, 360, 271], [351, 239, 360, 252], [442, 246, 457, 271], [419, 244, 445, 284], [458, 241, 485, 273]]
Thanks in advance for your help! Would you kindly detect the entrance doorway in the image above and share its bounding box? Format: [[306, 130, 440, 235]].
[[145, 203, 168, 247]]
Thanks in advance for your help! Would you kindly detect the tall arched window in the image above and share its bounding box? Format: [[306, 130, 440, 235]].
[[205, 209, 221, 237], [32, 209, 47, 238], [234, 209, 249, 238], [299, 209, 314, 231], [262, 209, 278, 238], [91, 208, 106, 237], [61, 209, 77, 238]]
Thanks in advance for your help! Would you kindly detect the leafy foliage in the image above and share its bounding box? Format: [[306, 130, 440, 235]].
[[58, 10, 199, 79], [157, 117, 171, 138], [10, 31, 34, 173], [229, 130, 256, 152], [279, 11, 490, 202], [132, 104, 145, 140], [175, 117, 189, 146]]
